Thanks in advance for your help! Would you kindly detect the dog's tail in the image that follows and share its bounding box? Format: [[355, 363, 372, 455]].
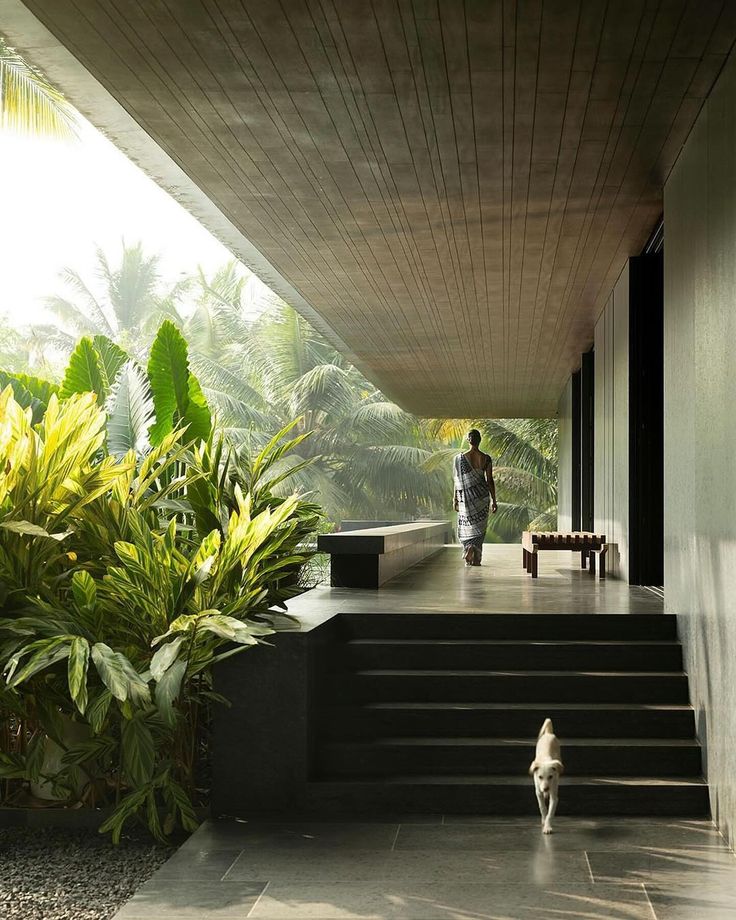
[[538, 718, 554, 738]]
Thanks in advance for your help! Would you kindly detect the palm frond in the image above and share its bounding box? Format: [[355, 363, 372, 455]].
[[348, 401, 419, 443], [289, 363, 356, 418], [0, 39, 77, 138], [105, 360, 155, 457]]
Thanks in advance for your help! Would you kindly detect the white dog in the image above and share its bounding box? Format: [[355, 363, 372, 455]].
[[529, 718, 564, 834]]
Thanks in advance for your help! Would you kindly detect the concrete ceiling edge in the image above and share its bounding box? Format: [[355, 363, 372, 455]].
[[0, 0, 399, 400]]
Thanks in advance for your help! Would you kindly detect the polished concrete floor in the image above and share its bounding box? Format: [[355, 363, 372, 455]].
[[114, 816, 736, 919], [291, 545, 663, 625]]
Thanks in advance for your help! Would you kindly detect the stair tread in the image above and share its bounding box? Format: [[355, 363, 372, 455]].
[[352, 702, 694, 711], [324, 737, 700, 748], [347, 639, 680, 646], [312, 775, 707, 786], [356, 669, 685, 677], [344, 613, 674, 618]]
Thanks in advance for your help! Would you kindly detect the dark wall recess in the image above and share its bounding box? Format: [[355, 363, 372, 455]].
[[628, 251, 664, 585], [571, 370, 582, 531], [581, 349, 595, 532]]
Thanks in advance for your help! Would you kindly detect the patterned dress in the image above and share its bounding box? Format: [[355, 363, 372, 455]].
[[454, 452, 491, 558]]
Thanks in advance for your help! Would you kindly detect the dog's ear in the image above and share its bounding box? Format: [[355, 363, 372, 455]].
[[550, 759, 564, 775], [528, 760, 538, 776]]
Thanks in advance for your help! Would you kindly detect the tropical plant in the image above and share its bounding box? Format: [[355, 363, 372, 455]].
[[193, 301, 450, 521], [0, 37, 77, 137], [0, 321, 321, 840], [0, 386, 134, 611], [10, 247, 559, 536], [39, 243, 184, 356]]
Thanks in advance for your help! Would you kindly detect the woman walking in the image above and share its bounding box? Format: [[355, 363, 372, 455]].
[[453, 429, 497, 566]]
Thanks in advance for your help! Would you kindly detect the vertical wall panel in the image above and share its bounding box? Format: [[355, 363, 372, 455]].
[[593, 264, 629, 579], [557, 377, 574, 532], [665, 49, 736, 847]]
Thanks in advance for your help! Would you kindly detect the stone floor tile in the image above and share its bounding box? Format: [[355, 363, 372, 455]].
[[225, 846, 591, 886], [113, 879, 266, 919], [180, 820, 399, 852], [154, 848, 244, 881], [395, 819, 726, 853], [247, 881, 653, 919], [645, 881, 736, 919], [587, 847, 736, 886]]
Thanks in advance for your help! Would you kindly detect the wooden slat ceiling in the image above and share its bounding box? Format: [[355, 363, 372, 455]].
[[10, 0, 736, 416]]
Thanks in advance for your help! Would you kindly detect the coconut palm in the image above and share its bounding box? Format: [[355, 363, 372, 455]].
[[39, 242, 184, 358], [425, 417, 558, 541], [0, 37, 77, 137], [193, 300, 449, 522], [180, 262, 251, 358]]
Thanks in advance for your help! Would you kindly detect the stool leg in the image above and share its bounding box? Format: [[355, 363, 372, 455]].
[[589, 551, 596, 576], [523, 547, 528, 570], [599, 549, 607, 580], [531, 552, 538, 578], [581, 550, 587, 569]]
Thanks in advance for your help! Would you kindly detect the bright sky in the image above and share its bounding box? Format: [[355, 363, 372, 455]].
[[0, 114, 259, 327]]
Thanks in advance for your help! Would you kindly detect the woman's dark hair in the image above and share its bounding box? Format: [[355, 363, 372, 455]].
[[467, 429, 481, 446]]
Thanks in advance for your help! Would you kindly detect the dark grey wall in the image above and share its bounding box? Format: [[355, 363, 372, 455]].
[[664, 49, 736, 848]]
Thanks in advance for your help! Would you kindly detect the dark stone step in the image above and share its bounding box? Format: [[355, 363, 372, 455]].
[[339, 613, 677, 641], [317, 738, 703, 778], [345, 670, 690, 703], [338, 639, 683, 671], [304, 775, 710, 816], [317, 702, 696, 740]]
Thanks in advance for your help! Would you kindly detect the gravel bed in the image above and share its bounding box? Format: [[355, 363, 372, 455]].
[[0, 827, 174, 920]]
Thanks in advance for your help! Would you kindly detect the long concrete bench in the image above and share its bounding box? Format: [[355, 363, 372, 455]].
[[318, 521, 452, 588]]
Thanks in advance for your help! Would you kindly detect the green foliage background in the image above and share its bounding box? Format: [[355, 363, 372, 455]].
[[4, 245, 558, 540]]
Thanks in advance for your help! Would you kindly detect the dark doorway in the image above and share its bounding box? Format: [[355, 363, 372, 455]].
[[581, 349, 595, 532], [571, 370, 582, 531], [628, 227, 664, 585]]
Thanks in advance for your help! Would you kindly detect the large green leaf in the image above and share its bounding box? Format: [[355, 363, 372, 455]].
[[98, 786, 148, 844], [91, 642, 150, 705], [121, 715, 155, 786], [68, 636, 90, 714], [154, 658, 186, 726], [0, 371, 58, 423], [86, 689, 112, 735], [92, 335, 128, 388], [59, 337, 108, 403], [147, 320, 211, 445], [6, 637, 72, 686], [150, 636, 184, 682], [106, 360, 155, 458]]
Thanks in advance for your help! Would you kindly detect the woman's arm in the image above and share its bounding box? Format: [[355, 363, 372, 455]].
[[486, 456, 498, 513]]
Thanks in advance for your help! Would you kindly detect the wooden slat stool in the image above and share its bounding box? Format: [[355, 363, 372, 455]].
[[522, 531, 607, 578]]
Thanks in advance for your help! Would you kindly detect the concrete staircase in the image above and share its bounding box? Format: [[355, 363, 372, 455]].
[[308, 613, 709, 815]]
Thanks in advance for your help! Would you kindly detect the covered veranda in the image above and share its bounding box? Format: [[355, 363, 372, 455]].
[[3, 0, 736, 917]]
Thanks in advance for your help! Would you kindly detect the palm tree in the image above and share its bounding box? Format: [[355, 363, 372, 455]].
[[0, 37, 77, 137], [180, 262, 251, 358], [18, 246, 560, 533], [40, 242, 183, 358], [425, 418, 558, 541], [193, 299, 449, 522]]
